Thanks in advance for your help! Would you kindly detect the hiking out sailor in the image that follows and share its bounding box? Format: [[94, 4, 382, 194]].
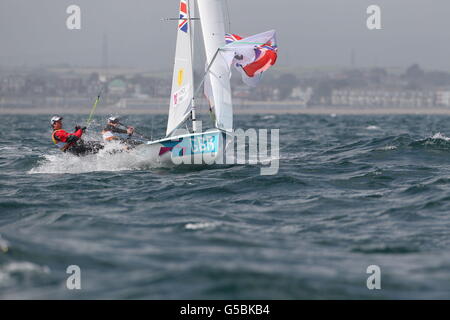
[[102, 117, 136, 143], [50, 116, 103, 156]]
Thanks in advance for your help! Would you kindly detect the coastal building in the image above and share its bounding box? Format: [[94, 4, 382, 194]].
[[290, 87, 313, 105], [331, 89, 435, 108], [435, 90, 450, 107], [108, 79, 127, 96]]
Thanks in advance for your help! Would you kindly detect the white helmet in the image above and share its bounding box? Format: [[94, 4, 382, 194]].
[[108, 116, 120, 123], [50, 116, 63, 124]]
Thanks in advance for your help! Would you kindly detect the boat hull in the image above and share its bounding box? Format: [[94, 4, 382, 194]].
[[133, 130, 229, 167]]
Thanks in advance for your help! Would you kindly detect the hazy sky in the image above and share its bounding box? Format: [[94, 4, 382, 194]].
[[1, 0, 450, 70]]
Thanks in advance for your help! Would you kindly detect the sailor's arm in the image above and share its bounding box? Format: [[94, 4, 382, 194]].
[[102, 129, 118, 141], [111, 127, 128, 134], [56, 128, 84, 143], [72, 127, 84, 138]]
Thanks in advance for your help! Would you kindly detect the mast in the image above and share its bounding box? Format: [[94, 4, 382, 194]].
[[197, 0, 233, 132], [188, 0, 198, 133]]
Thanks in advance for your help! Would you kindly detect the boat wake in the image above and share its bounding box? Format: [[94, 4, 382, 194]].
[[28, 142, 163, 174]]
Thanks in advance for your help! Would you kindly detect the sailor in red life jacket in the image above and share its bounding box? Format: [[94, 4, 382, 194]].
[[51, 116, 103, 156]]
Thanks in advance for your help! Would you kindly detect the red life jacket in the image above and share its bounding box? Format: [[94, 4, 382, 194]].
[[52, 129, 73, 151]]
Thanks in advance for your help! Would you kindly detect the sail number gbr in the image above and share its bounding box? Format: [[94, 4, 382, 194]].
[[191, 134, 218, 154]]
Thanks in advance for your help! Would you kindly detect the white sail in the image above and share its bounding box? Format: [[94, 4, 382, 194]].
[[197, 0, 233, 132], [166, 0, 195, 137]]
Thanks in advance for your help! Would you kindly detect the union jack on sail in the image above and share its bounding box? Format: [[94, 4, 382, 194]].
[[178, 0, 189, 33], [225, 33, 242, 44]]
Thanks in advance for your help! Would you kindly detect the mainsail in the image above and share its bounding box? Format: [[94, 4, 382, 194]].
[[166, 0, 195, 137], [197, 0, 233, 132]]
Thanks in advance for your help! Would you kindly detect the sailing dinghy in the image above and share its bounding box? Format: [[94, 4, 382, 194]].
[[135, 0, 278, 166]]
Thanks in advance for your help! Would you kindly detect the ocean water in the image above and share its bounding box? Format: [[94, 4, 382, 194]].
[[2, 113, 450, 299]]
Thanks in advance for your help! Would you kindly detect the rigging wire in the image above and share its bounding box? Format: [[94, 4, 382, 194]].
[[225, 0, 231, 33], [151, 114, 154, 141]]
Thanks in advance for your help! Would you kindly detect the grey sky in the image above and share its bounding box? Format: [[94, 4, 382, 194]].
[[1, 0, 449, 70]]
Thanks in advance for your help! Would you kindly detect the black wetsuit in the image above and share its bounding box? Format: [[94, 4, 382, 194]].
[[104, 124, 129, 136], [67, 140, 104, 156], [103, 124, 143, 147]]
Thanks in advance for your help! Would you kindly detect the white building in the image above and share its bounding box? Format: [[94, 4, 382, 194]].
[[436, 90, 450, 106]]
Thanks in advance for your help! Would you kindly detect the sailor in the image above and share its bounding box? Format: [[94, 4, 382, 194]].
[[102, 117, 136, 143], [51, 116, 103, 156]]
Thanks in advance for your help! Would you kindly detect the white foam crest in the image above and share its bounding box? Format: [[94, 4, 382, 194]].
[[0, 262, 50, 287], [366, 125, 380, 130], [431, 132, 450, 141], [29, 141, 162, 174], [2, 262, 50, 274], [377, 145, 397, 151], [185, 222, 220, 230], [0, 146, 16, 151]]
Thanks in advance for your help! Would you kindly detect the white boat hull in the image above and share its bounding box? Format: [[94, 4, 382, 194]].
[[133, 129, 229, 167]]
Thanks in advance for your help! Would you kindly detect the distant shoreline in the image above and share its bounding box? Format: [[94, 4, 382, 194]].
[[2, 106, 450, 115]]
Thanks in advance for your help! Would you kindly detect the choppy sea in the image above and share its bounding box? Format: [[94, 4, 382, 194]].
[[2, 113, 450, 299]]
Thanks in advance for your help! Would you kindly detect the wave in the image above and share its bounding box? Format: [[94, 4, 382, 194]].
[[28, 142, 162, 174], [0, 262, 51, 288], [375, 145, 397, 151], [30, 131, 450, 175], [185, 222, 221, 230], [323, 132, 450, 161], [430, 132, 450, 141], [409, 132, 450, 150]]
